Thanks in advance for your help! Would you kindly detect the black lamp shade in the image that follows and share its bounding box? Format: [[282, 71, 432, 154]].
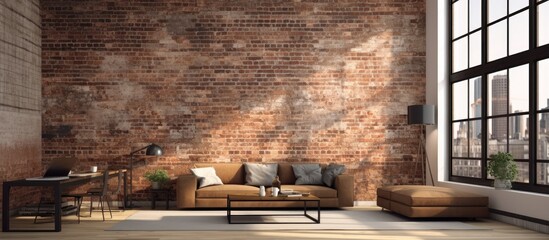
[[145, 144, 163, 156], [408, 105, 436, 125]]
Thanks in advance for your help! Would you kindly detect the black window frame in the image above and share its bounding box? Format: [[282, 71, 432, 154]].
[[449, 0, 549, 194]]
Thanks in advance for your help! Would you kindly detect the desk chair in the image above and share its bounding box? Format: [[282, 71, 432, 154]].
[[86, 169, 112, 221], [64, 169, 115, 222], [87, 170, 124, 210]]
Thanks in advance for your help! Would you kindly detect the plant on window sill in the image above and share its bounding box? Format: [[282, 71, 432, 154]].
[[488, 152, 518, 190]]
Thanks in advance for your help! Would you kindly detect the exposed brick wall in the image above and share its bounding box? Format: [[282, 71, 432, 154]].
[[0, 0, 42, 211], [41, 0, 426, 201]]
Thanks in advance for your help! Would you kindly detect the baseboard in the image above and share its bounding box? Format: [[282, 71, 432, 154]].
[[490, 209, 549, 234], [122, 200, 174, 209], [354, 201, 377, 206], [369, 200, 548, 234]]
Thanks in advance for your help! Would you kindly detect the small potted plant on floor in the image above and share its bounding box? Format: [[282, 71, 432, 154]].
[[488, 152, 518, 189], [144, 169, 170, 189]]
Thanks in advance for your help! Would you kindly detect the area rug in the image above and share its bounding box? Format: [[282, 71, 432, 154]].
[[108, 210, 488, 231]]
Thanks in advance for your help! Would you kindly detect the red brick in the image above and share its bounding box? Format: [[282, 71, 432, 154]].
[[41, 0, 426, 201]]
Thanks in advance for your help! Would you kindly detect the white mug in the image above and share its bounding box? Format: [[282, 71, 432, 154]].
[[259, 186, 266, 197], [90, 166, 98, 173], [272, 187, 279, 197]]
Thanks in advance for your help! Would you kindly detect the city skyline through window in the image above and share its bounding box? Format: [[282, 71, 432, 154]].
[[450, 0, 549, 191]]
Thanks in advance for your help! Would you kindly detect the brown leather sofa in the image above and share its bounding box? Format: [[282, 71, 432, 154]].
[[377, 185, 489, 218], [177, 163, 354, 208]]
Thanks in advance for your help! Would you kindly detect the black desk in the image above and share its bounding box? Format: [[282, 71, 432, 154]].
[[2, 170, 127, 232]]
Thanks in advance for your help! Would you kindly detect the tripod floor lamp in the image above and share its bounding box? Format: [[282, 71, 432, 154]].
[[407, 105, 436, 186], [127, 143, 163, 208]]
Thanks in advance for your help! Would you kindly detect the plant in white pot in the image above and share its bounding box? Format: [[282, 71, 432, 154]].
[[144, 169, 170, 189], [488, 152, 518, 189]]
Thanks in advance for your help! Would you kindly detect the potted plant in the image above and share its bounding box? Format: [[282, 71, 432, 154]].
[[488, 152, 518, 189], [144, 169, 170, 189]]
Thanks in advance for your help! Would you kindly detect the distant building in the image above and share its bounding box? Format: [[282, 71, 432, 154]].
[[471, 77, 482, 138], [491, 75, 507, 140]]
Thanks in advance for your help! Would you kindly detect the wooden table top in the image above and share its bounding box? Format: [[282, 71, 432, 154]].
[[227, 194, 320, 201]]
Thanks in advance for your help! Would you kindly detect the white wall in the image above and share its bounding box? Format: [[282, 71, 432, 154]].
[[425, 0, 549, 222]]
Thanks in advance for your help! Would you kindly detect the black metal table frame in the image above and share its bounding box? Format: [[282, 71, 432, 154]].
[[2, 171, 127, 232], [226, 197, 320, 224]]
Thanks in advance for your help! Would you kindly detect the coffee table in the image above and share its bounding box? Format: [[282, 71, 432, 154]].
[[226, 194, 320, 224]]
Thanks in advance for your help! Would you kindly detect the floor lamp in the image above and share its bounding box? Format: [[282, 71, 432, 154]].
[[127, 143, 163, 208], [408, 105, 436, 186]]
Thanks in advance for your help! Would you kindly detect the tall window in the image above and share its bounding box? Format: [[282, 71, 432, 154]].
[[450, 0, 549, 193]]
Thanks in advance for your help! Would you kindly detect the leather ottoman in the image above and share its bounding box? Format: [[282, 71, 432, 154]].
[[377, 185, 489, 218]]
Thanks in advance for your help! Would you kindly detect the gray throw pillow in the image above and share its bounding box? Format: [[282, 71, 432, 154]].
[[244, 163, 278, 186], [191, 167, 224, 188], [322, 163, 346, 187], [292, 164, 323, 185]]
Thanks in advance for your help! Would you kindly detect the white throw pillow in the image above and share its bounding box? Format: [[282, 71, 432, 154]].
[[244, 163, 278, 186], [191, 167, 223, 188]]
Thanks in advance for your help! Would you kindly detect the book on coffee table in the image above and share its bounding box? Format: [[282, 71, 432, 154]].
[[279, 191, 303, 197]]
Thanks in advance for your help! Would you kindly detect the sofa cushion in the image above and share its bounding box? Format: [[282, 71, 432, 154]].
[[191, 167, 223, 188], [292, 164, 323, 185], [196, 184, 259, 198], [244, 163, 278, 186], [377, 185, 427, 199], [279, 163, 328, 184], [280, 184, 337, 198], [194, 163, 245, 184], [378, 185, 489, 207], [391, 187, 489, 207]]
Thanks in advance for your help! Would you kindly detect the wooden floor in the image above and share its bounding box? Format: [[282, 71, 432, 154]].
[[1, 206, 548, 240]]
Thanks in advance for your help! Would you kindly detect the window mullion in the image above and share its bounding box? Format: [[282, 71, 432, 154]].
[[481, 0, 487, 66], [467, 79, 471, 158], [530, 61, 537, 185], [481, 0, 488, 180], [467, 0, 471, 69], [450, 45, 549, 82], [449, 0, 455, 180], [506, 69, 510, 153], [482, 73, 488, 179], [506, 0, 510, 58], [530, 0, 536, 51], [530, 0, 537, 185]]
